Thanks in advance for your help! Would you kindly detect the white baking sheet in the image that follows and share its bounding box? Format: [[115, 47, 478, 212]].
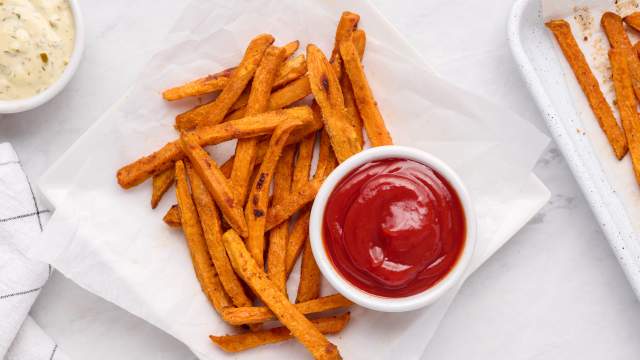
[[14, 0, 548, 359], [509, 0, 640, 298]]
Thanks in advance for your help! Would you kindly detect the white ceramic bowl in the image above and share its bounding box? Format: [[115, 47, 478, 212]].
[[0, 0, 84, 114], [310, 145, 477, 312]]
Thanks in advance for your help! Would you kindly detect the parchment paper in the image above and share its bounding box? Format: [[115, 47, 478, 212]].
[[19, 0, 549, 359], [542, 0, 640, 238]]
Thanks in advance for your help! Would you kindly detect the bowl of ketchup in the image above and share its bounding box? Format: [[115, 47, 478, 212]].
[[310, 146, 476, 312]]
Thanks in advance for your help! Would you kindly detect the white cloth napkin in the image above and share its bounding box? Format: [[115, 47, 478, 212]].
[[0, 143, 68, 360]]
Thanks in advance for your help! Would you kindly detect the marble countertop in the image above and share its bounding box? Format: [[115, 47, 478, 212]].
[[1, 0, 639, 359]]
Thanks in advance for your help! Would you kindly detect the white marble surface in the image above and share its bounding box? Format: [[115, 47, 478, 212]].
[[1, 0, 639, 359]]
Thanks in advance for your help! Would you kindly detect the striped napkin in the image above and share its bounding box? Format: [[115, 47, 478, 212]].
[[0, 142, 68, 360]]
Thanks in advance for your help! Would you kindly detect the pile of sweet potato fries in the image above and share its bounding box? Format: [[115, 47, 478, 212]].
[[116, 11, 392, 359]]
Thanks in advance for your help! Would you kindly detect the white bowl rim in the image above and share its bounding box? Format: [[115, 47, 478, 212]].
[[309, 145, 477, 312], [0, 0, 85, 114]]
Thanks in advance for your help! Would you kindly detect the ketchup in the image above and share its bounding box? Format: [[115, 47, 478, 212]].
[[323, 158, 466, 297]]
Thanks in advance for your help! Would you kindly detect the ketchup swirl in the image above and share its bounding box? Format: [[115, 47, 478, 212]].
[[323, 158, 466, 297]]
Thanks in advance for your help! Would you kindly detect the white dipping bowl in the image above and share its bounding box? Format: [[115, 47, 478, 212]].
[[309, 145, 477, 312], [0, 0, 84, 114]]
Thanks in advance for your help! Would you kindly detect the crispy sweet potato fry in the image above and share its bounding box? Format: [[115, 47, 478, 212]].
[[292, 133, 316, 193], [226, 75, 312, 121], [188, 165, 252, 307], [546, 19, 627, 159], [601, 12, 640, 103], [222, 294, 352, 325], [231, 46, 287, 206], [116, 106, 314, 189], [330, 11, 360, 62], [315, 130, 338, 180], [624, 12, 640, 32], [266, 181, 320, 232], [175, 34, 275, 130], [341, 29, 366, 147], [162, 67, 235, 101], [610, 48, 640, 183], [222, 230, 342, 359], [285, 206, 311, 276], [175, 160, 232, 313], [274, 54, 307, 88], [296, 238, 322, 303], [151, 167, 174, 209], [340, 36, 393, 147], [307, 44, 362, 162], [163, 204, 181, 228], [210, 313, 350, 353], [180, 134, 248, 238], [282, 40, 299, 59], [267, 145, 295, 294], [245, 120, 301, 267]]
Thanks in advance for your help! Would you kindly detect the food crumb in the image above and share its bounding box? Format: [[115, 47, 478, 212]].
[[616, 0, 640, 16], [573, 6, 594, 39]]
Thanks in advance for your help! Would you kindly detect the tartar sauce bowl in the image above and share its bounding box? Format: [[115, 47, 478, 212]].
[[0, 0, 84, 114], [309, 146, 477, 312]]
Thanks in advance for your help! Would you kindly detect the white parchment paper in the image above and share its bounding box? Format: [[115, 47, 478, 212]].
[[22, 0, 548, 359], [542, 0, 640, 237]]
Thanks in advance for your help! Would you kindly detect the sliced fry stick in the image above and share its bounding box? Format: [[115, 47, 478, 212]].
[[601, 12, 640, 102], [162, 67, 235, 101], [175, 34, 275, 130], [231, 46, 287, 206], [296, 238, 322, 303], [274, 54, 307, 88], [210, 313, 350, 353], [245, 120, 301, 267], [151, 167, 174, 209], [340, 37, 393, 147], [546, 19, 627, 159], [625, 12, 640, 32], [222, 294, 352, 325], [610, 48, 640, 183], [341, 29, 366, 147], [180, 134, 248, 238], [175, 160, 232, 313], [292, 132, 316, 193], [330, 11, 360, 62], [307, 44, 362, 162], [315, 130, 338, 180], [285, 207, 311, 276], [116, 106, 313, 189], [266, 181, 320, 232], [267, 145, 295, 294], [226, 75, 312, 121], [188, 165, 252, 307], [163, 204, 181, 228], [282, 40, 300, 59], [222, 230, 342, 359]]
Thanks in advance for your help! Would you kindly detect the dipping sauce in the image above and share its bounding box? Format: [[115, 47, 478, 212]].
[[0, 0, 75, 100], [323, 158, 466, 297]]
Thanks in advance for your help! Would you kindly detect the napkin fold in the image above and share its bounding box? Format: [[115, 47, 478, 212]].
[[0, 143, 68, 360]]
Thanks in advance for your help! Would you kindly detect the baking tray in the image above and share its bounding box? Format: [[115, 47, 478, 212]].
[[508, 0, 640, 297]]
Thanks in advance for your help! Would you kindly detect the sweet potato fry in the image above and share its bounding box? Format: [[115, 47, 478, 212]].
[[116, 106, 314, 189], [245, 120, 301, 267], [285, 206, 311, 276], [282, 40, 300, 59], [180, 134, 248, 238], [330, 11, 360, 62], [231, 46, 287, 206], [315, 130, 338, 180], [610, 48, 640, 183], [307, 44, 362, 162], [222, 294, 352, 325], [296, 238, 322, 303], [267, 145, 295, 294], [175, 34, 275, 130], [188, 165, 252, 307], [341, 29, 366, 147], [291, 133, 316, 193], [222, 230, 342, 359], [226, 75, 312, 121], [601, 12, 640, 103], [546, 19, 627, 159], [274, 54, 307, 88], [266, 181, 320, 232], [162, 67, 235, 101], [175, 160, 232, 314], [211, 313, 350, 353], [624, 12, 640, 32], [151, 167, 174, 209], [340, 36, 393, 147], [163, 204, 181, 228]]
